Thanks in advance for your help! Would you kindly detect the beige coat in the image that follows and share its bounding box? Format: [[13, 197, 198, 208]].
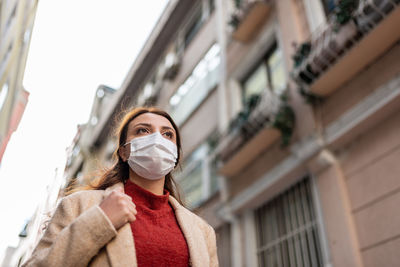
[[23, 183, 218, 267]]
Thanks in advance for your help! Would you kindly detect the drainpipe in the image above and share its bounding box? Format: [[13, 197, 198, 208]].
[[217, 205, 243, 267], [214, 0, 231, 207], [215, 0, 229, 132]]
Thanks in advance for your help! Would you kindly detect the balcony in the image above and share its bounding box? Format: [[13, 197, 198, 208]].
[[161, 51, 182, 81], [215, 90, 295, 177], [229, 0, 272, 43], [136, 79, 163, 106], [292, 0, 400, 96]]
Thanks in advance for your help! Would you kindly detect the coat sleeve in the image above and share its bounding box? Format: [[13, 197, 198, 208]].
[[22, 193, 118, 267], [206, 225, 219, 267]]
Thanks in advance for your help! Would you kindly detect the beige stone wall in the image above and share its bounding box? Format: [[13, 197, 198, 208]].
[[159, 12, 218, 110], [229, 141, 289, 198], [320, 43, 400, 126], [0, 0, 37, 138], [60, 1, 400, 265], [340, 110, 400, 267], [316, 163, 363, 267], [179, 88, 219, 156]]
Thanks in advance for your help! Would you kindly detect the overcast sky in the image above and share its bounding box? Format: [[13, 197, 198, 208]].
[[0, 0, 168, 257]]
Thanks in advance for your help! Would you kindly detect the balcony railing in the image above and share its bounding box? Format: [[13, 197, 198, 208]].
[[292, 0, 400, 96], [161, 52, 182, 81], [214, 89, 295, 177], [229, 0, 272, 42]]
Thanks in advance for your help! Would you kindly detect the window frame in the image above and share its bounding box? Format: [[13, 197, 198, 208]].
[[174, 130, 220, 208], [184, 6, 204, 49], [168, 43, 221, 126], [240, 42, 281, 106], [253, 177, 326, 267]]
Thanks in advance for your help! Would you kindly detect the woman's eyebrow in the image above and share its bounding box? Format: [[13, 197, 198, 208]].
[[161, 126, 175, 133], [132, 123, 175, 132], [132, 123, 153, 128]]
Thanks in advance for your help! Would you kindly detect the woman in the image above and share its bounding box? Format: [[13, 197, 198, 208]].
[[23, 107, 218, 267]]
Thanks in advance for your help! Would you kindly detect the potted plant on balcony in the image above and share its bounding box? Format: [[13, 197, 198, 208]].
[[356, 0, 399, 33], [228, 94, 261, 136], [216, 90, 295, 176], [228, 0, 272, 42], [228, 92, 295, 147], [273, 94, 296, 146], [334, 0, 359, 28], [162, 52, 181, 81], [292, 0, 359, 92], [292, 42, 312, 68]]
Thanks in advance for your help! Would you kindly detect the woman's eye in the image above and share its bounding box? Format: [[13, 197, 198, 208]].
[[136, 128, 149, 134], [163, 131, 174, 139]]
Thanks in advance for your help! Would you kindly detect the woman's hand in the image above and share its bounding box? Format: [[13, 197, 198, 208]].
[[99, 188, 137, 230]]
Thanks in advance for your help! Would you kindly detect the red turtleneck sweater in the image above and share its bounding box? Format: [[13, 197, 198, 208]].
[[124, 179, 189, 266]]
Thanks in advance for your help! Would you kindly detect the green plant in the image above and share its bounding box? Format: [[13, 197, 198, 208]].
[[273, 104, 296, 147], [228, 94, 261, 132], [228, 14, 241, 29], [228, 92, 296, 147], [234, 0, 242, 9], [228, 0, 243, 29], [292, 42, 311, 68], [207, 131, 221, 152], [334, 0, 359, 30]]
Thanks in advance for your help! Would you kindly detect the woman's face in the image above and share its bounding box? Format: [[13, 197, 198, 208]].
[[119, 112, 177, 162], [125, 112, 177, 145]]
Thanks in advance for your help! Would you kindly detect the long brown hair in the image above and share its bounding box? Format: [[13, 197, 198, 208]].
[[67, 107, 184, 204]]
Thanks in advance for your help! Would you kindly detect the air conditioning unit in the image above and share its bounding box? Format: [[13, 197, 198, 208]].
[[138, 81, 163, 106], [162, 52, 181, 80]]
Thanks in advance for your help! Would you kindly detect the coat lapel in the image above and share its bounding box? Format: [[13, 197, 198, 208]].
[[103, 183, 209, 267], [104, 183, 137, 267], [169, 197, 210, 267]]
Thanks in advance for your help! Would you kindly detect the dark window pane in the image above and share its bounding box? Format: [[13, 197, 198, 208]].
[[255, 178, 323, 267], [185, 11, 203, 48]]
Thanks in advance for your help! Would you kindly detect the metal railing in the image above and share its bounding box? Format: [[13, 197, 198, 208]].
[[228, 0, 270, 28], [215, 88, 283, 163], [255, 178, 323, 267], [293, 0, 400, 88]]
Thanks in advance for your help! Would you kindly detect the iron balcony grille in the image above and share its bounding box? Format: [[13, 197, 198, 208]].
[[255, 178, 323, 267], [228, 0, 272, 42], [216, 89, 281, 163], [292, 0, 400, 92]]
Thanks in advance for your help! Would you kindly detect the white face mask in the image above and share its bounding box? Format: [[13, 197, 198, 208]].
[[125, 132, 178, 180]]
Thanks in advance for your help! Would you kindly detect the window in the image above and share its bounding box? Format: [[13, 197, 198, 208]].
[[169, 43, 221, 125], [216, 223, 232, 267], [23, 29, 31, 44], [242, 43, 286, 105], [175, 133, 219, 208], [255, 178, 323, 266], [209, 0, 215, 14], [0, 44, 13, 76], [320, 0, 336, 16], [5, 4, 17, 31], [0, 82, 9, 111], [184, 9, 203, 48]]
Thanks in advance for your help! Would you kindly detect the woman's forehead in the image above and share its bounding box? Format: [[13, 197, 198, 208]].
[[128, 112, 174, 129]]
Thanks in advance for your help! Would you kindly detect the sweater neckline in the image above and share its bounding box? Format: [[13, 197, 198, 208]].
[[124, 179, 170, 211]]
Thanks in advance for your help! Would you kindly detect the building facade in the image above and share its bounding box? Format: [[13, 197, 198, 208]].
[[64, 1, 400, 266], [0, 0, 38, 164], [64, 84, 116, 186], [1, 167, 65, 267]]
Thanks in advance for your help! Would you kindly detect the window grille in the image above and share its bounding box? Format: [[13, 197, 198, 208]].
[[255, 178, 323, 267]]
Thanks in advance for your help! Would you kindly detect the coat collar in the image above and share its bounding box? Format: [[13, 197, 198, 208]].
[[103, 182, 209, 267], [104, 183, 137, 267]]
